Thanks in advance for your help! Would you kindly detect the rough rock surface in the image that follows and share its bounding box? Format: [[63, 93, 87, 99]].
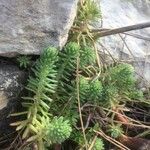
[[97, 0, 150, 87], [0, 0, 78, 57], [0, 63, 26, 136]]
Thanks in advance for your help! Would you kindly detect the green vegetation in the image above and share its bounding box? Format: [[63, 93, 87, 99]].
[[17, 55, 31, 68], [108, 124, 124, 139], [11, 42, 145, 150], [10, 0, 149, 150], [11, 47, 72, 149], [69, 0, 101, 45]]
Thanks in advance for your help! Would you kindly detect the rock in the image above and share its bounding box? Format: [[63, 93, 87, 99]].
[[0, 63, 26, 136], [0, 0, 78, 57], [97, 0, 150, 87]]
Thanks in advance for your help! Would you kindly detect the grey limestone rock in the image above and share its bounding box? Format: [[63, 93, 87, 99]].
[[0, 0, 78, 57], [0, 63, 26, 135], [97, 0, 150, 87]]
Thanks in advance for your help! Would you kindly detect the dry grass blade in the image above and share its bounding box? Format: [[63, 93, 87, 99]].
[[94, 130, 130, 150], [103, 108, 150, 128]]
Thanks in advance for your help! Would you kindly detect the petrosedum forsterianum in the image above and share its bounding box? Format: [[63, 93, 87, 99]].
[[108, 124, 124, 139], [56, 42, 80, 96], [46, 117, 72, 144], [80, 46, 96, 68], [11, 47, 72, 150], [17, 55, 31, 68], [79, 76, 90, 98], [79, 76, 103, 102], [11, 41, 144, 150], [108, 63, 135, 92], [101, 85, 119, 107], [89, 79, 103, 101]]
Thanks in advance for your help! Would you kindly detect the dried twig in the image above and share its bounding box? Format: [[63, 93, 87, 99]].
[[94, 22, 150, 38], [94, 130, 130, 150]]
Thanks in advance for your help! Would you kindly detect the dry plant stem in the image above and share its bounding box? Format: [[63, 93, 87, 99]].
[[119, 34, 142, 70], [94, 22, 150, 38], [113, 120, 150, 129], [98, 42, 117, 63], [91, 28, 150, 41], [93, 130, 130, 150], [123, 32, 150, 41], [85, 113, 92, 130], [58, 96, 73, 117], [15, 135, 24, 150], [103, 108, 149, 128], [101, 116, 150, 129], [84, 104, 150, 129], [18, 141, 32, 150], [135, 130, 150, 138], [88, 135, 98, 150], [7, 131, 22, 150], [91, 35, 101, 69], [76, 56, 88, 149]]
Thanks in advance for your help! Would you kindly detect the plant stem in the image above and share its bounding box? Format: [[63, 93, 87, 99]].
[[76, 56, 88, 149], [94, 22, 150, 38]]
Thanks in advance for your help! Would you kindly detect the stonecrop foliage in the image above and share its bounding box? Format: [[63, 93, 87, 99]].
[[17, 55, 31, 68], [11, 1, 146, 149], [69, 0, 101, 45], [11, 42, 143, 150], [11, 47, 72, 150]]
